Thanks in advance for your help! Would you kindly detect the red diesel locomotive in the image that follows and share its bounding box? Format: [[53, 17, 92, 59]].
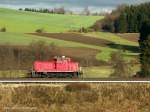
[[31, 56, 82, 78]]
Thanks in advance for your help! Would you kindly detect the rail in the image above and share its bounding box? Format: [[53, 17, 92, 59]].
[[0, 78, 150, 83]]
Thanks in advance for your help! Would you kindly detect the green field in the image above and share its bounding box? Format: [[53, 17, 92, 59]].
[[0, 8, 103, 33], [0, 32, 100, 48]]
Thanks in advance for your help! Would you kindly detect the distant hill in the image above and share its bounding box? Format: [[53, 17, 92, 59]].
[[0, 8, 103, 33]]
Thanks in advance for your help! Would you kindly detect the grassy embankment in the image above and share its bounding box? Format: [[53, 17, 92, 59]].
[[0, 83, 149, 112]]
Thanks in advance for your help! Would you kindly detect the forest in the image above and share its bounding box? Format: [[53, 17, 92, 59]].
[[92, 2, 150, 33]]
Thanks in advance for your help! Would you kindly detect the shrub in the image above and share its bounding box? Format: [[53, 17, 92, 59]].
[[65, 83, 91, 92], [18, 8, 23, 11], [0, 27, 6, 32], [35, 28, 44, 33], [79, 27, 88, 33], [110, 51, 132, 78], [76, 90, 99, 103]]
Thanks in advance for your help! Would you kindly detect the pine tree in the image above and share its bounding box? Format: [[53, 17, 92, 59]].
[[117, 13, 128, 33], [139, 19, 150, 77], [115, 2, 150, 33]]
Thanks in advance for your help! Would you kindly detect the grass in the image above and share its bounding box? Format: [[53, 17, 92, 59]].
[[0, 70, 27, 78], [117, 33, 139, 42], [0, 83, 149, 112], [0, 32, 101, 48], [0, 64, 140, 78], [83, 64, 140, 78], [0, 8, 103, 33], [83, 66, 113, 78], [85, 32, 139, 46], [84, 32, 139, 61]]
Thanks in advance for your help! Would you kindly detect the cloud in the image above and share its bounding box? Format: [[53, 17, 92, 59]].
[[0, 0, 149, 13]]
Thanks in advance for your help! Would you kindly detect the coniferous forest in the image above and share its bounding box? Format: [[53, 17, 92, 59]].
[[93, 2, 150, 33], [115, 2, 150, 33]]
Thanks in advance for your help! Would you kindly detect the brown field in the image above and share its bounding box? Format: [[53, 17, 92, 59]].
[[0, 83, 149, 112], [117, 33, 140, 42], [57, 47, 98, 58], [60, 47, 100, 66], [56, 47, 103, 66], [31, 33, 113, 47], [1, 45, 99, 60]]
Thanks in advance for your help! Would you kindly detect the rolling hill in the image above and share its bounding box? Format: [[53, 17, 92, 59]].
[[0, 8, 139, 61], [0, 8, 103, 33]]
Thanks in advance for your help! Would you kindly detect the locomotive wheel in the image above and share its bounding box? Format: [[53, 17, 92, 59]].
[[31, 72, 81, 78], [73, 73, 78, 78], [31, 72, 41, 78]]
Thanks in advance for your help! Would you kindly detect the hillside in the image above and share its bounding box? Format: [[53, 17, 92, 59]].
[[0, 8, 103, 33], [0, 8, 139, 61]]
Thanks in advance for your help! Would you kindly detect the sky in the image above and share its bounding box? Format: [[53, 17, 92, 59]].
[[0, 0, 149, 13]]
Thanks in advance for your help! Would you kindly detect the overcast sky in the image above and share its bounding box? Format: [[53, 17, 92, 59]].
[[0, 0, 149, 13]]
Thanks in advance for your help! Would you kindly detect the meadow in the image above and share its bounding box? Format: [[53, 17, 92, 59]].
[[0, 8, 102, 33], [0, 83, 149, 112]]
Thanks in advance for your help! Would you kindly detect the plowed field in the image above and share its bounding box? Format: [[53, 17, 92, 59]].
[[31, 33, 113, 47]]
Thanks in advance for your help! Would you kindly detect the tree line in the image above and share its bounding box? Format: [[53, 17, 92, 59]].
[[0, 41, 59, 70], [19, 7, 103, 16], [92, 2, 150, 33], [20, 7, 66, 14], [0, 41, 104, 71]]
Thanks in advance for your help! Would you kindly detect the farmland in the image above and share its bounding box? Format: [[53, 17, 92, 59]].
[[0, 8, 140, 77], [31, 32, 139, 61], [0, 32, 101, 48], [0, 83, 150, 112]]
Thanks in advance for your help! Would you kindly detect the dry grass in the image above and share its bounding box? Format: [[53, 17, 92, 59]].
[[0, 70, 28, 78], [0, 83, 149, 112]]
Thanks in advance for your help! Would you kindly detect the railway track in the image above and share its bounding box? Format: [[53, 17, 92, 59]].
[[0, 78, 150, 83]]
